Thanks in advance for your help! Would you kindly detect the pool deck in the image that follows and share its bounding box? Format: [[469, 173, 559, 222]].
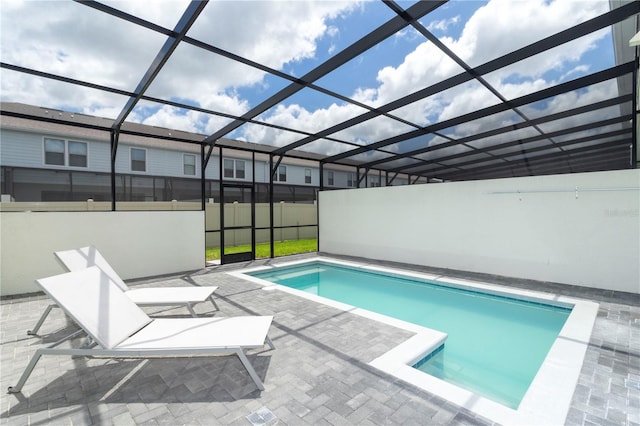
[[1, 253, 638, 425]]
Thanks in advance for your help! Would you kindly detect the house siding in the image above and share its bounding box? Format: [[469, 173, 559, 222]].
[[1, 117, 422, 203]]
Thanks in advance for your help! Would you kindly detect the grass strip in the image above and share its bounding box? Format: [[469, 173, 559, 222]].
[[206, 238, 317, 260]]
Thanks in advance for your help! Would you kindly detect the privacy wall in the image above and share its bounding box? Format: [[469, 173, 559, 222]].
[[0, 211, 205, 296], [319, 169, 640, 294]]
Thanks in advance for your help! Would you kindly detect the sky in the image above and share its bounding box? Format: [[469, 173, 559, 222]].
[[0, 0, 619, 158]]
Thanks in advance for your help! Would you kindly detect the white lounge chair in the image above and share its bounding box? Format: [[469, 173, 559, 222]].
[[9, 266, 274, 393], [28, 246, 218, 335]]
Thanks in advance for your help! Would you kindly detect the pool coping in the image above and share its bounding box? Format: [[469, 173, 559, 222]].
[[230, 256, 599, 426]]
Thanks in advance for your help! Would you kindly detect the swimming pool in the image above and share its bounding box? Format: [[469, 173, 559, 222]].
[[248, 261, 569, 409], [236, 257, 598, 425]]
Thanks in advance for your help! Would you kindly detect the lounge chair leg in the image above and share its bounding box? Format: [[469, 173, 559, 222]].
[[186, 303, 197, 317], [80, 336, 96, 349], [235, 349, 265, 391], [8, 349, 44, 393], [265, 336, 275, 350], [209, 295, 219, 311], [27, 304, 56, 335]]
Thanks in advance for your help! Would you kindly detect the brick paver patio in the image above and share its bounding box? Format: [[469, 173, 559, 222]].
[[1, 253, 638, 425]]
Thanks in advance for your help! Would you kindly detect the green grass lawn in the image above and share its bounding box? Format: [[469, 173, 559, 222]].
[[206, 238, 317, 261]]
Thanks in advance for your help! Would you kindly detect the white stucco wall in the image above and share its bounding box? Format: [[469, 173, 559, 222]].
[[319, 169, 640, 293], [0, 210, 205, 296]]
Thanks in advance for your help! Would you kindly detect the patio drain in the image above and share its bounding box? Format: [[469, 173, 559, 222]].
[[246, 406, 277, 426]]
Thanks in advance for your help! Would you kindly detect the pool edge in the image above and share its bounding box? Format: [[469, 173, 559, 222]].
[[231, 256, 599, 426]]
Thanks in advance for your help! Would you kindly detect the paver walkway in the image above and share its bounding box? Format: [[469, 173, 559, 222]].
[[1, 253, 638, 425]]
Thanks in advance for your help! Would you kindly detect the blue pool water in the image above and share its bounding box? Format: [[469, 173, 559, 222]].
[[249, 262, 571, 409]]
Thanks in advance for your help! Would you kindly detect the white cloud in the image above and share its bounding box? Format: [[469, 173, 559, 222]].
[[0, 0, 614, 156], [242, 101, 370, 149], [426, 15, 460, 33], [560, 64, 591, 81], [374, 40, 462, 105], [451, 0, 608, 69], [0, 0, 358, 125], [437, 79, 620, 154], [139, 105, 200, 133], [0, 69, 129, 117], [187, 2, 357, 71], [394, 27, 421, 42], [524, 79, 622, 133], [128, 0, 360, 137], [245, 0, 610, 153], [437, 82, 502, 123], [490, 78, 551, 102], [102, 0, 191, 29], [1, 1, 171, 91]]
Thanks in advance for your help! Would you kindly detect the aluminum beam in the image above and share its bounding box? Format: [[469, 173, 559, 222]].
[[203, 1, 446, 145], [286, 2, 639, 160], [403, 127, 632, 176], [405, 115, 632, 178], [383, 0, 565, 157], [77, 1, 426, 140], [324, 61, 635, 163], [378, 94, 633, 172], [110, 1, 207, 129], [439, 142, 631, 181]]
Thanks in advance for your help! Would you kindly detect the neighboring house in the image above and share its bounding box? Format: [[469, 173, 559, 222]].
[[0, 103, 416, 203]]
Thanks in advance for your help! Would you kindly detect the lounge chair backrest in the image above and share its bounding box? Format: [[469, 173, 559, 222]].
[[36, 266, 152, 349], [55, 246, 129, 292]]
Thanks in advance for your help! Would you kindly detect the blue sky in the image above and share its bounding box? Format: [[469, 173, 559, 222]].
[[0, 0, 618, 156]]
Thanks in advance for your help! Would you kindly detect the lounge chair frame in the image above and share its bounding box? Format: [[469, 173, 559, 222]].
[[28, 246, 219, 335], [10, 267, 274, 394], [28, 296, 218, 335], [9, 331, 274, 393]]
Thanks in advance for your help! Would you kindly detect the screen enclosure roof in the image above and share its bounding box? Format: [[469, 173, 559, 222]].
[[1, 0, 638, 181]]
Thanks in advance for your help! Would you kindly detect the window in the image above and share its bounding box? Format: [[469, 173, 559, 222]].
[[44, 138, 65, 165], [236, 160, 245, 179], [131, 148, 146, 172], [347, 173, 354, 187], [277, 165, 287, 182], [44, 138, 87, 167], [223, 159, 245, 179], [223, 159, 234, 178], [68, 141, 87, 167], [183, 154, 196, 176], [328, 171, 334, 186], [305, 168, 311, 184]]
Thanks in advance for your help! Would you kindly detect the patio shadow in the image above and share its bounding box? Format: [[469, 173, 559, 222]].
[[2, 354, 271, 419]]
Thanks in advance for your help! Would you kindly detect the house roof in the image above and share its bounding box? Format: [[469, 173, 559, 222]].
[[0, 102, 345, 168]]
